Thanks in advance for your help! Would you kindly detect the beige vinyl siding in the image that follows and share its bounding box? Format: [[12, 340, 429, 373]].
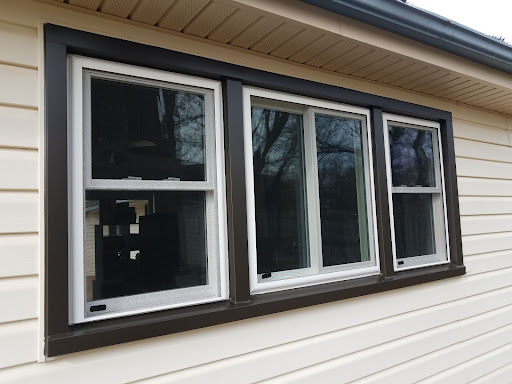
[[0, 16, 40, 377], [1, 1, 512, 383]]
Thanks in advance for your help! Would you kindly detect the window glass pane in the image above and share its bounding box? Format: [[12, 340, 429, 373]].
[[388, 126, 435, 187], [393, 193, 436, 259], [315, 114, 370, 266], [90, 77, 205, 181], [84, 191, 207, 302], [251, 105, 309, 274]]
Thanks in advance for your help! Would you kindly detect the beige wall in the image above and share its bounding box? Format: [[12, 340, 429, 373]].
[[0, 0, 512, 382]]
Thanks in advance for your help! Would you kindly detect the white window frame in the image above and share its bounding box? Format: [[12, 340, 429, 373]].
[[244, 87, 380, 294], [382, 113, 450, 271], [68, 56, 229, 324]]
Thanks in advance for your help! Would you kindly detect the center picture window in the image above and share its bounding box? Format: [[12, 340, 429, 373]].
[[244, 88, 379, 294], [68, 56, 228, 323]]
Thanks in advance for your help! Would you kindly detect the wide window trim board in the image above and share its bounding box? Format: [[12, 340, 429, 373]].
[[44, 24, 464, 357]]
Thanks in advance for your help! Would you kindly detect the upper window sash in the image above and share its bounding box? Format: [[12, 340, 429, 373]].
[[244, 86, 380, 294], [382, 113, 450, 271], [74, 56, 218, 191]]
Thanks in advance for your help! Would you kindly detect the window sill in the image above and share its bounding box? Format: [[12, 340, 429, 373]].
[[46, 263, 465, 357]]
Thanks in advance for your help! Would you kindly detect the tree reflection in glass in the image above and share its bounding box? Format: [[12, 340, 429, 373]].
[[91, 78, 206, 181], [388, 126, 435, 187], [315, 114, 370, 266], [251, 106, 309, 275]]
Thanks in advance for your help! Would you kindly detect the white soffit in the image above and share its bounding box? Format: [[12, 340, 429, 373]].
[[47, 0, 512, 115]]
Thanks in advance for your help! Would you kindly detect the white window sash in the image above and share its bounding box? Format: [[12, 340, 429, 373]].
[[244, 87, 380, 295], [68, 55, 229, 324], [383, 113, 450, 271]]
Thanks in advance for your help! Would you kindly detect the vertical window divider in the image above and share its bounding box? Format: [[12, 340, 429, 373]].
[[303, 108, 322, 275], [370, 107, 394, 279], [222, 79, 251, 303]]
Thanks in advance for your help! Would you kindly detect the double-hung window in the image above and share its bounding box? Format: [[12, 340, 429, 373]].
[[68, 56, 228, 323], [244, 88, 379, 293], [383, 114, 449, 271]]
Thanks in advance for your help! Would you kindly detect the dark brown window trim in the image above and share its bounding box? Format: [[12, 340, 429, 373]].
[[44, 24, 464, 357]]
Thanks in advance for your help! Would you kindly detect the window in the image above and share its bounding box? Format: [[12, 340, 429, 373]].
[[44, 25, 464, 357], [383, 114, 449, 271], [244, 88, 379, 294], [68, 56, 228, 323]]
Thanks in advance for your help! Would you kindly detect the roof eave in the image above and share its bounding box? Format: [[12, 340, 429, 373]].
[[300, 0, 512, 75]]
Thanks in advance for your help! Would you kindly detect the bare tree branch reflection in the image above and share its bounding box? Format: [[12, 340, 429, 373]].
[[389, 126, 435, 187], [91, 78, 206, 181]]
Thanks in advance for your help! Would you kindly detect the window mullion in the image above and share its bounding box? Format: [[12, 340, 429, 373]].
[[370, 107, 395, 278], [303, 108, 322, 275], [223, 78, 251, 303]]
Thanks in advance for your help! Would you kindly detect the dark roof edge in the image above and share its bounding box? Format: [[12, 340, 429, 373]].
[[299, 0, 512, 75]]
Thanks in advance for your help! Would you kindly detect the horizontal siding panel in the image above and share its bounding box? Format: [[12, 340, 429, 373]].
[[348, 310, 512, 384], [417, 342, 512, 384], [1, 270, 512, 383], [461, 215, 512, 235], [0, 192, 38, 233], [458, 177, 512, 197], [0, 106, 38, 149], [260, 305, 512, 384], [0, 148, 38, 190], [130, 287, 512, 384], [464, 250, 512, 275], [0, 64, 37, 107], [0, 234, 38, 278], [454, 138, 512, 163], [470, 360, 512, 384], [0, 320, 37, 370], [0, 22, 37, 67], [459, 196, 512, 215], [453, 119, 509, 145], [462, 232, 512, 255], [456, 157, 512, 180], [0, 276, 38, 323]]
